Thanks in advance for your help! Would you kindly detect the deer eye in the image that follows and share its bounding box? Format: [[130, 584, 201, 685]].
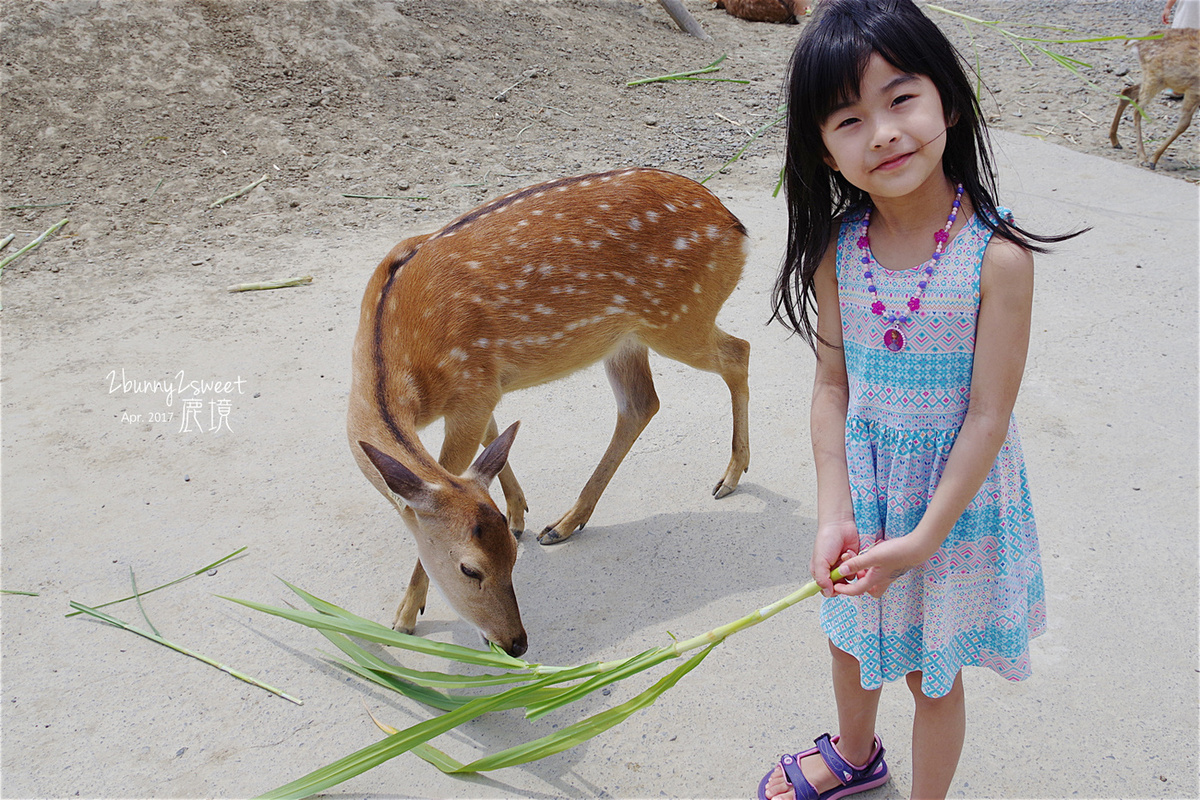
[[460, 564, 483, 582]]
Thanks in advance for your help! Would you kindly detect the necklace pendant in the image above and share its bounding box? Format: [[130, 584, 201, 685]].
[[883, 328, 906, 352]]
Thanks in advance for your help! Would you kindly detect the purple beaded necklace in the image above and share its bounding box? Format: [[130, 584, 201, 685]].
[[859, 183, 964, 352]]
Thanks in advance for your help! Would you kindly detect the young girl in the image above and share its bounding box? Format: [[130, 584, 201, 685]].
[[760, 2, 1081, 798]]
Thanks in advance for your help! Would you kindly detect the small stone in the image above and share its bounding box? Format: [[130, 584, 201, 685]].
[[644, 116, 658, 127]]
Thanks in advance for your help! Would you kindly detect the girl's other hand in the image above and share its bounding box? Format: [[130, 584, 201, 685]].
[[831, 534, 936, 598], [811, 519, 860, 597]]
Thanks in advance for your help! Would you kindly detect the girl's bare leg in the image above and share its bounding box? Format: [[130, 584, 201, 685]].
[[906, 670, 965, 800], [762, 642, 882, 800]]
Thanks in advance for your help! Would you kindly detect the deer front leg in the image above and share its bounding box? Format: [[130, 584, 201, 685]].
[[538, 342, 659, 545], [393, 558, 430, 633], [484, 414, 528, 538], [1109, 84, 1137, 149]]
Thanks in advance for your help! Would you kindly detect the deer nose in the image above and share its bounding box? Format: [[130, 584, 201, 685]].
[[506, 631, 528, 659]]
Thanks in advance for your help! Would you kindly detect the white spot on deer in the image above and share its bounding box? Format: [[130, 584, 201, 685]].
[[475, 338, 490, 348], [581, 180, 592, 187], [601, 174, 614, 182], [471, 295, 484, 304], [551, 331, 565, 340], [672, 313, 681, 322], [533, 209, 544, 216], [569, 237, 583, 247], [674, 237, 690, 250], [534, 191, 546, 199], [692, 201, 703, 210], [628, 217, 643, 231], [449, 347, 468, 361], [613, 294, 628, 305], [514, 279, 528, 289], [538, 264, 555, 276], [604, 306, 625, 316], [552, 235, 564, 244], [599, 203, 611, 211], [557, 185, 569, 192], [467, 260, 482, 269], [589, 241, 602, 249], [513, 197, 526, 206], [554, 212, 565, 220], [680, 304, 689, 314], [521, 264, 536, 274], [706, 260, 718, 271], [604, 228, 620, 238], [664, 203, 677, 213], [706, 225, 721, 240], [533, 304, 554, 316], [516, 219, 529, 227], [645, 210, 660, 223], [693, 282, 702, 294]]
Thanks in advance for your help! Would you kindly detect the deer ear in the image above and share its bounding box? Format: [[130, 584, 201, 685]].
[[359, 441, 439, 512], [466, 421, 519, 488]]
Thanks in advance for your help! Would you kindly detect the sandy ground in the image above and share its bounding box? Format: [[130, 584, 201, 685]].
[[1, 2, 1198, 799]]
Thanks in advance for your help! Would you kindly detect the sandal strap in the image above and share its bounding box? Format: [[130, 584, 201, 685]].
[[779, 751, 820, 800], [815, 734, 886, 786]]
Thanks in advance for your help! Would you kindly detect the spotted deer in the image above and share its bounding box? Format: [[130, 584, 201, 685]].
[[1109, 28, 1199, 169], [348, 168, 751, 656]]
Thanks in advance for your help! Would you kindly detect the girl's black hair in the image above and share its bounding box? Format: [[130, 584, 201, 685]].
[[772, 0, 1085, 348]]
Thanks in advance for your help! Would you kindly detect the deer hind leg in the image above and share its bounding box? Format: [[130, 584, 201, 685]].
[[650, 323, 750, 499], [1110, 83, 1137, 149], [538, 339, 660, 545], [1149, 90, 1198, 168], [393, 558, 430, 633], [484, 413, 528, 538], [1133, 76, 1167, 166]]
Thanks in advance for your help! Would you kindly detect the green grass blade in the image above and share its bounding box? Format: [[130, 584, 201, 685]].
[[130, 568, 161, 637], [222, 595, 522, 669], [322, 652, 470, 711], [1, 590, 39, 596], [421, 644, 718, 773], [65, 546, 247, 617], [524, 646, 673, 720], [278, 580, 531, 670], [69, 601, 302, 705], [254, 662, 603, 800]]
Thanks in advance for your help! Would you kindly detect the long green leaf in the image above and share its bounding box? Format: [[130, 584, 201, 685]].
[[523, 646, 672, 720], [222, 595, 522, 669], [69, 601, 301, 705], [254, 661, 604, 800], [419, 643, 717, 773], [65, 546, 247, 617]]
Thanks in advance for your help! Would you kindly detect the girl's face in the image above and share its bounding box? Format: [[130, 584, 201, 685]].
[[820, 53, 952, 200]]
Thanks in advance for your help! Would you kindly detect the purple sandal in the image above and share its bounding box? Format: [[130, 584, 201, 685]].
[[757, 733, 889, 800]]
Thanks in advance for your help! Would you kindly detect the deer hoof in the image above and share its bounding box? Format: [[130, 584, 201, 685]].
[[538, 526, 569, 545], [713, 481, 736, 499]]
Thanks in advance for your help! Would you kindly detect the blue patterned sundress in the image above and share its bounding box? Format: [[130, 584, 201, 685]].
[[821, 207, 1047, 699]]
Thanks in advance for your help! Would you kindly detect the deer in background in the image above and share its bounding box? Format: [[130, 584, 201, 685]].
[[1109, 28, 1199, 170], [348, 168, 751, 656]]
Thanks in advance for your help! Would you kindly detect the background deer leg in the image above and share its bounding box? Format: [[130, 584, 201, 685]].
[[484, 414, 529, 537], [1133, 76, 1167, 165], [1109, 83, 1137, 149], [1149, 91, 1198, 167], [538, 340, 659, 544], [393, 559, 430, 633]]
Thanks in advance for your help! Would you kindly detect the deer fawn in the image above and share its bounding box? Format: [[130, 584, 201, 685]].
[[348, 168, 751, 656], [1109, 28, 1199, 169]]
